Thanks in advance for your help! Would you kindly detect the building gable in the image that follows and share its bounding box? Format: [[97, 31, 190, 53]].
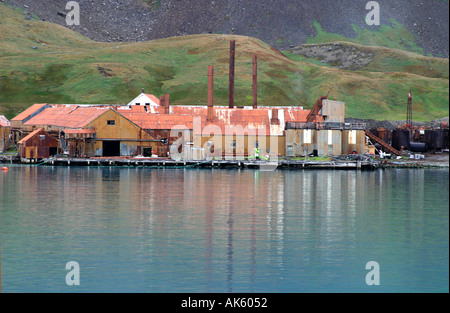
[[126, 93, 160, 107], [84, 109, 155, 141]]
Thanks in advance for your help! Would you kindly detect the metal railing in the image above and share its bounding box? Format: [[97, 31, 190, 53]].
[[285, 122, 366, 130]]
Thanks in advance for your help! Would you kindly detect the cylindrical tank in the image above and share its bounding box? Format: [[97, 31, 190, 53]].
[[409, 142, 427, 153], [425, 130, 446, 150], [369, 129, 379, 138], [378, 128, 392, 145], [392, 129, 410, 151], [444, 129, 449, 149], [434, 130, 446, 149]]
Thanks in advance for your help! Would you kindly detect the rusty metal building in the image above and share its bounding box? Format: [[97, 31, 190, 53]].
[[0, 115, 11, 152], [18, 128, 59, 159], [13, 105, 160, 158]]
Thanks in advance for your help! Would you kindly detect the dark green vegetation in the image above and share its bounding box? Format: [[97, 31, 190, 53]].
[[0, 3, 448, 121]]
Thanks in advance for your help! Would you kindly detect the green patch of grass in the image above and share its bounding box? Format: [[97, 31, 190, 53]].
[[0, 3, 448, 122], [308, 19, 424, 55], [143, 0, 161, 10]]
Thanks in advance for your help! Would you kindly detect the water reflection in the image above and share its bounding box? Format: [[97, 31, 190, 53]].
[[0, 166, 448, 292]]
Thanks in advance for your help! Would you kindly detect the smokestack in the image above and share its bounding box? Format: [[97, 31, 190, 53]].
[[159, 95, 166, 113], [164, 93, 170, 114], [271, 109, 280, 125], [407, 89, 413, 136], [253, 55, 258, 109], [207, 65, 214, 122], [229, 40, 236, 109]]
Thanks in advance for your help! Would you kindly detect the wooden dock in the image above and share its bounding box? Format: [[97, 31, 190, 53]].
[[9, 157, 379, 170]]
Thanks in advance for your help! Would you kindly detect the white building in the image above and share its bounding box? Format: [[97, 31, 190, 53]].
[[126, 92, 160, 107]]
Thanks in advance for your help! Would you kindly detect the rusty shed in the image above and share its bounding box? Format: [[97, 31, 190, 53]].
[[18, 128, 59, 159], [0, 115, 11, 152]]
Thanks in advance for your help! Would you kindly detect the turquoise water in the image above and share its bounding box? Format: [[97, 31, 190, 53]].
[[0, 166, 448, 293]]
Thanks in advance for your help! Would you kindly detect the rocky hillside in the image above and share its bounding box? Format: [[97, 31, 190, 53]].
[[4, 0, 450, 57], [0, 2, 448, 122]]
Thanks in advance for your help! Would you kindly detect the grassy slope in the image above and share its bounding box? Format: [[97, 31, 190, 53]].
[[0, 3, 448, 121]]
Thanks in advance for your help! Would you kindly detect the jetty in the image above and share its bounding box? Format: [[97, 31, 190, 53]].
[[0, 155, 381, 170]]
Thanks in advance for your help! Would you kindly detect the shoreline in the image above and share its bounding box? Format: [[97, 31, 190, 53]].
[[1, 154, 448, 170]]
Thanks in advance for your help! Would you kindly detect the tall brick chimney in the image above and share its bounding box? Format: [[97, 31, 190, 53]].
[[207, 65, 214, 122], [229, 40, 236, 109], [271, 109, 280, 125], [253, 55, 258, 109], [159, 95, 165, 110], [164, 93, 170, 114]]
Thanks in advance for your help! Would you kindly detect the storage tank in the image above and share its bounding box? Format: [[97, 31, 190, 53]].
[[392, 129, 410, 151], [409, 142, 427, 153], [425, 130, 446, 150], [377, 128, 392, 145]]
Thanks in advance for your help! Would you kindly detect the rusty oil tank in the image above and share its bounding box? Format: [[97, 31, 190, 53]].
[[392, 129, 410, 151], [425, 130, 446, 150], [377, 128, 392, 145]]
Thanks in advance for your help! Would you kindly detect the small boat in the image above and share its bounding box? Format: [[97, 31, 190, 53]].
[[258, 162, 278, 171]]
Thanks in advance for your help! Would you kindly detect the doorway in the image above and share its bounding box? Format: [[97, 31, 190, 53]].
[[103, 141, 121, 157]]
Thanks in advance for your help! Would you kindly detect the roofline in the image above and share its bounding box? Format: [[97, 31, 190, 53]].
[[83, 107, 147, 131], [12, 103, 49, 123], [17, 128, 45, 144]]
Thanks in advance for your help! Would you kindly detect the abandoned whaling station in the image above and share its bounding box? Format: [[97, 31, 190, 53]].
[[1, 41, 449, 170]]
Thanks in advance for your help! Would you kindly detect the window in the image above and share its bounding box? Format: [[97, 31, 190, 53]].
[[107, 120, 116, 126], [303, 129, 312, 144], [287, 145, 294, 157], [254, 141, 259, 148], [231, 140, 236, 148], [349, 130, 357, 145], [39, 135, 46, 140]]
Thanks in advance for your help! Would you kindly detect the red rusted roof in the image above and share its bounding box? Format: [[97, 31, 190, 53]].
[[119, 112, 194, 130], [17, 100, 318, 137], [11, 103, 48, 122], [144, 94, 161, 105], [24, 106, 110, 128], [119, 104, 315, 135], [167, 106, 313, 123], [18, 128, 44, 144], [0, 115, 10, 127]]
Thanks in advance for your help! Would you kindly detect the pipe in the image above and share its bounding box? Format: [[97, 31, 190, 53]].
[[95, 138, 165, 142], [253, 55, 257, 109], [207, 65, 214, 122], [229, 40, 235, 109], [271, 109, 280, 125], [165, 93, 170, 114], [160, 95, 166, 110]]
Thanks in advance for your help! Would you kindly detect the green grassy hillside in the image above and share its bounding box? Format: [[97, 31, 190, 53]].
[[0, 3, 448, 121]]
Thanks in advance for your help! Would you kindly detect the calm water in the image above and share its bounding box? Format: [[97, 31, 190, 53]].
[[0, 166, 448, 293]]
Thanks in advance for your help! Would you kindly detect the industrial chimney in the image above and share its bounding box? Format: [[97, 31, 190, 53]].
[[207, 65, 215, 122], [159, 95, 165, 110], [229, 40, 236, 109], [164, 93, 170, 114], [253, 55, 258, 109], [271, 109, 280, 125]]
